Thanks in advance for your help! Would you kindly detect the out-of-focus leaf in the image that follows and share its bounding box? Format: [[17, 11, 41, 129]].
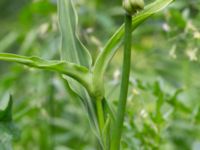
[[194, 107, 200, 123], [152, 92, 165, 124], [0, 95, 19, 150], [19, 29, 38, 54], [169, 9, 186, 30], [0, 32, 19, 52], [0, 94, 12, 121]]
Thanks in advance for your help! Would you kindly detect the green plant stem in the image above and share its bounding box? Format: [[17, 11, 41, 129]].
[[96, 99, 105, 135], [110, 14, 132, 150]]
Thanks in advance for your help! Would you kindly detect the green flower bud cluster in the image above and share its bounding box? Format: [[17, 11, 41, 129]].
[[122, 0, 144, 15]]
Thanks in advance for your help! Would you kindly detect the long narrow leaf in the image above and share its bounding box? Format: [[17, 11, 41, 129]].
[[0, 32, 19, 53], [58, 0, 92, 68], [0, 94, 19, 150], [93, 0, 174, 86], [0, 95, 12, 122], [58, 0, 100, 139], [58, 0, 93, 98], [0, 53, 91, 90]]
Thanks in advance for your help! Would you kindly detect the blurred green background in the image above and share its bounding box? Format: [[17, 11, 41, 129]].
[[0, 0, 200, 150]]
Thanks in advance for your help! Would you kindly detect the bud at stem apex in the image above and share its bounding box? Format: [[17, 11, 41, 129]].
[[123, 0, 144, 15]]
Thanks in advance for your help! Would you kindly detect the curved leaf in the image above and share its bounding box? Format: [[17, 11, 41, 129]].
[[0, 95, 12, 122], [0, 53, 92, 91], [0, 94, 19, 150], [58, 1, 100, 138], [93, 0, 174, 89], [58, 0, 92, 68], [0, 32, 19, 53]]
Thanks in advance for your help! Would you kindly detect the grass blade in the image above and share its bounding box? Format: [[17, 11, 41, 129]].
[[0, 53, 92, 91], [58, 0, 92, 68], [93, 0, 174, 90], [58, 1, 99, 139]]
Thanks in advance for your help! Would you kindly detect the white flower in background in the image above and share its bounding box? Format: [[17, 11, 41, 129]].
[[113, 69, 121, 81], [186, 48, 198, 61], [169, 44, 177, 59], [132, 88, 139, 95], [86, 28, 93, 34], [162, 23, 170, 32], [38, 23, 49, 36], [140, 109, 148, 118], [186, 21, 200, 40], [90, 36, 102, 48], [193, 31, 200, 39], [187, 21, 196, 31]]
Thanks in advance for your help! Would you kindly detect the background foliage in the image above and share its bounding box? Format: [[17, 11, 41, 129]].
[[0, 0, 200, 150]]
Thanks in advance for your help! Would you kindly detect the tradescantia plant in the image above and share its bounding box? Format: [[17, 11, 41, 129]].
[[0, 0, 174, 149]]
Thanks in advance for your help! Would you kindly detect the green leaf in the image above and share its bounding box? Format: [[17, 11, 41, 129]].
[[93, 0, 174, 91], [0, 94, 19, 150], [58, 0, 94, 116], [0, 95, 12, 122], [0, 53, 92, 91], [58, 0, 101, 141], [0, 32, 19, 53], [58, 0, 92, 68]]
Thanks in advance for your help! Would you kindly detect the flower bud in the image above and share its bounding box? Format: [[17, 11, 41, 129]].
[[123, 0, 144, 15], [122, 0, 133, 14], [130, 0, 144, 10]]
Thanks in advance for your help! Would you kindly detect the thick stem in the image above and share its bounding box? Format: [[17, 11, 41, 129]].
[[110, 14, 132, 150]]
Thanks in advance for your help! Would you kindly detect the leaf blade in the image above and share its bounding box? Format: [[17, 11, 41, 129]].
[[0, 94, 19, 150], [58, 0, 92, 68], [58, 1, 102, 140], [0, 95, 12, 122], [0, 53, 92, 91], [93, 0, 174, 87]]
